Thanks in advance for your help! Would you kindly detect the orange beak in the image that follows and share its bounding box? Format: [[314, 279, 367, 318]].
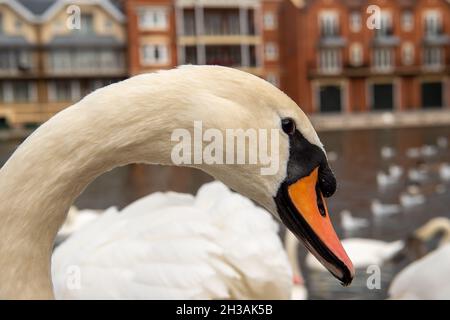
[[276, 167, 354, 285]]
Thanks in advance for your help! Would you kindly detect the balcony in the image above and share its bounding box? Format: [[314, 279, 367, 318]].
[[45, 49, 127, 77]]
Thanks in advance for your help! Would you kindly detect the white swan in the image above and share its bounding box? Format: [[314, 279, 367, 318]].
[[53, 181, 293, 300], [439, 163, 450, 181], [371, 199, 401, 216], [400, 186, 426, 208], [306, 238, 404, 270], [381, 146, 395, 159], [56, 207, 100, 241], [376, 165, 403, 187], [389, 218, 450, 299], [437, 137, 448, 149], [340, 210, 369, 231], [0, 66, 354, 299]]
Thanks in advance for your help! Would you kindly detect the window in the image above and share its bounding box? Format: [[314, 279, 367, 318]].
[[0, 50, 32, 72], [0, 12, 3, 34], [373, 48, 394, 72], [138, 7, 168, 30], [263, 12, 277, 30], [319, 85, 342, 113], [266, 73, 279, 87], [372, 83, 394, 110], [79, 14, 94, 34], [350, 11, 361, 33], [423, 47, 443, 69], [375, 11, 393, 37], [49, 81, 75, 102], [319, 49, 341, 74], [402, 42, 414, 66], [319, 11, 339, 37], [424, 11, 442, 36], [264, 43, 278, 61], [12, 81, 34, 102], [349, 43, 363, 67], [141, 44, 169, 65], [402, 11, 414, 32], [15, 19, 23, 31], [422, 82, 443, 108]]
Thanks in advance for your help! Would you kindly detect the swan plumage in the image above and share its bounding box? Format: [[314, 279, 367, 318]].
[[389, 244, 450, 299], [340, 210, 369, 231], [371, 200, 401, 216], [52, 181, 292, 300]]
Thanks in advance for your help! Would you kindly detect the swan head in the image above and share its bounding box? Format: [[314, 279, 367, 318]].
[[153, 66, 354, 285]]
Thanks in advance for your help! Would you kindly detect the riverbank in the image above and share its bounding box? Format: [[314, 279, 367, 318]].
[[311, 110, 450, 131], [1, 110, 450, 141]]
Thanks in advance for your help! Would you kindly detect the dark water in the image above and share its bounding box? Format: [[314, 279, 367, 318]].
[[1, 126, 449, 299]]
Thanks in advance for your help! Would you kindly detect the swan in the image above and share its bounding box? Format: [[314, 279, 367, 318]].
[[56, 207, 100, 242], [340, 210, 369, 231], [408, 167, 428, 183], [0, 66, 354, 299], [381, 146, 395, 159], [420, 145, 438, 157], [406, 148, 421, 159], [53, 181, 293, 299], [439, 163, 450, 181], [371, 199, 401, 217], [376, 165, 403, 187], [389, 218, 450, 299], [306, 238, 404, 270], [400, 185, 426, 208], [437, 136, 448, 149]]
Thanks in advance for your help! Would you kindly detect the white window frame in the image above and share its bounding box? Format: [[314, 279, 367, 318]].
[[349, 11, 362, 33], [319, 11, 339, 37], [376, 11, 393, 37], [263, 11, 277, 30], [349, 43, 363, 67], [402, 42, 414, 66], [264, 42, 278, 61], [138, 7, 168, 31], [319, 48, 342, 74], [423, 47, 444, 70], [402, 10, 414, 32], [141, 44, 169, 65], [424, 10, 442, 36], [372, 48, 394, 72]]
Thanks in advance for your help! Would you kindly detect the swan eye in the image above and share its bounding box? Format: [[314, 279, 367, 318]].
[[281, 118, 296, 136]]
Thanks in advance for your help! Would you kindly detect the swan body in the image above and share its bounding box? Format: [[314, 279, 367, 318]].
[[389, 244, 450, 299], [306, 239, 404, 270], [381, 147, 395, 159], [371, 200, 401, 216], [56, 207, 100, 239], [420, 145, 438, 157], [406, 148, 421, 159], [0, 66, 353, 299], [376, 166, 403, 187], [340, 210, 369, 231], [408, 168, 428, 183], [437, 137, 448, 149], [400, 192, 426, 208], [439, 163, 450, 181], [52, 182, 292, 300]]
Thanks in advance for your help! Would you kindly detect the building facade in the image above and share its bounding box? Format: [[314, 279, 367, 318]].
[[126, 0, 283, 86], [281, 0, 450, 114], [0, 0, 127, 127]]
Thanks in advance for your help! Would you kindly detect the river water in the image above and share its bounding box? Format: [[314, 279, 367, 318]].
[[1, 126, 449, 299]]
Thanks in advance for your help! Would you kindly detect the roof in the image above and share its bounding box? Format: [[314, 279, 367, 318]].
[[15, 0, 55, 15], [1, 0, 125, 23]]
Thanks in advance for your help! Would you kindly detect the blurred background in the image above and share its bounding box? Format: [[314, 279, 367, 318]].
[[0, 0, 450, 299]]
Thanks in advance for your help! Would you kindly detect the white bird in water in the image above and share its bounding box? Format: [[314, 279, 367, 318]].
[[306, 238, 404, 270], [400, 185, 426, 208], [53, 182, 293, 300], [439, 163, 450, 181], [408, 167, 428, 183], [389, 218, 450, 299], [406, 148, 421, 159], [0, 66, 354, 299], [377, 165, 404, 187], [327, 151, 339, 162], [340, 210, 369, 231], [381, 146, 395, 159], [371, 199, 401, 216], [420, 145, 438, 157], [437, 137, 448, 149]]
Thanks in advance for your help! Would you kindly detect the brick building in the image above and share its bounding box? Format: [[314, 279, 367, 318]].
[[126, 0, 283, 87], [0, 0, 127, 127], [281, 0, 450, 114]]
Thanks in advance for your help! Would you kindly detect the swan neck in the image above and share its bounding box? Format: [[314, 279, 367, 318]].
[[0, 76, 182, 299]]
